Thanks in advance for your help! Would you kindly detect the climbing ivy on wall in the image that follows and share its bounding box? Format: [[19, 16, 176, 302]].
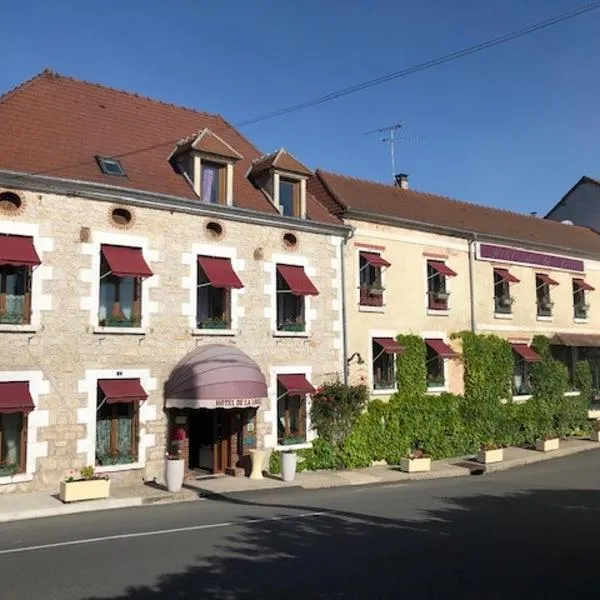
[[395, 335, 427, 396]]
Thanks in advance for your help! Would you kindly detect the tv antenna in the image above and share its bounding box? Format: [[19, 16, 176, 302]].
[[364, 122, 422, 183]]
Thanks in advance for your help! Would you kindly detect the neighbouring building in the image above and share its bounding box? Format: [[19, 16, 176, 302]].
[[0, 70, 350, 492], [309, 170, 600, 399], [546, 175, 600, 230]]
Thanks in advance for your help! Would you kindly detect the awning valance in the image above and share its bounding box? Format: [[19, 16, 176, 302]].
[[425, 338, 458, 359], [0, 235, 41, 268], [198, 256, 243, 289], [511, 343, 541, 363], [361, 252, 391, 268], [277, 264, 319, 296], [373, 338, 404, 354], [537, 273, 559, 286], [101, 245, 153, 278], [0, 382, 34, 413], [98, 379, 148, 404], [573, 278, 595, 292], [429, 261, 457, 277], [277, 374, 315, 396], [550, 333, 600, 347], [494, 267, 520, 284]]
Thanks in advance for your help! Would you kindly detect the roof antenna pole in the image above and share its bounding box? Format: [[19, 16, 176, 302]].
[[364, 123, 402, 183]]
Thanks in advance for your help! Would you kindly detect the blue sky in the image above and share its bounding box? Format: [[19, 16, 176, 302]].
[[2, 0, 599, 215]]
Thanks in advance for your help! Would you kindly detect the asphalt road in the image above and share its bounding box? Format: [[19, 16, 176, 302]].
[[2, 451, 600, 599]]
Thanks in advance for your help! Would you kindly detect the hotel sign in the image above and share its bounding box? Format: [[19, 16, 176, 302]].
[[478, 243, 584, 273]]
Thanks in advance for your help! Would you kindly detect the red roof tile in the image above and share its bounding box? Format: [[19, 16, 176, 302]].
[[251, 149, 312, 177], [0, 70, 337, 224], [309, 170, 600, 256]]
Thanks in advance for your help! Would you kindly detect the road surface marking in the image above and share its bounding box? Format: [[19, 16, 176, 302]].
[[0, 511, 326, 555]]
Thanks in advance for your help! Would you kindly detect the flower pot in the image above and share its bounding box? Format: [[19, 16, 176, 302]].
[[591, 430, 600, 442], [249, 449, 265, 480], [535, 438, 559, 452], [400, 457, 431, 473], [59, 479, 110, 503], [281, 451, 297, 482], [476, 448, 504, 464], [166, 458, 185, 492], [369, 288, 384, 296]]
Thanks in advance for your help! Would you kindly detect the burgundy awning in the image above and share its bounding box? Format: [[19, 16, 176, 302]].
[[511, 343, 542, 363], [573, 277, 595, 292], [101, 245, 153, 278], [425, 338, 459, 359], [373, 338, 405, 354], [361, 252, 391, 268], [537, 273, 559, 286], [277, 374, 316, 396], [494, 267, 520, 284], [277, 264, 319, 296], [98, 379, 148, 404], [0, 382, 35, 413], [198, 256, 243, 289], [0, 235, 41, 267], [429, 261, 457, 277]]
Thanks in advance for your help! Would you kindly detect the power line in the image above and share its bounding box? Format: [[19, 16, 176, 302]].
[[32, 1, 600, 176]]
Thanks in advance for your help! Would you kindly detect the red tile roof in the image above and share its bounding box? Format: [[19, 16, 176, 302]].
[[0, 70, 337, 224], [309, 170, 600, 256], [250, 149, 312, 177]]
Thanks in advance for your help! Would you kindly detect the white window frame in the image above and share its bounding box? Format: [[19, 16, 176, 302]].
[[369, 330, 398, 396], [356, 249, 387, 313], [424, 259, 452, 316], [273, 171, 307, 219]]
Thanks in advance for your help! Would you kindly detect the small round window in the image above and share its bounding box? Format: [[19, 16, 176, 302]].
[[206, 221, 224, 238], [111, 207, 133, 226], [0, 191, 22, 213], [283, 232, 298, 249]]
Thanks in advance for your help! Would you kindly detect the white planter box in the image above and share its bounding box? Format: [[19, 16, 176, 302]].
[[535, 438, 560, 452], [591, 431, 600, 442], [476, 448, 504, 464], [400, 457, 431, 473], [59, 478, 110, 503]]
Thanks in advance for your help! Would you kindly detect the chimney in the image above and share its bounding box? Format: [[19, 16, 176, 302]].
[[394, 173, 409, 189]]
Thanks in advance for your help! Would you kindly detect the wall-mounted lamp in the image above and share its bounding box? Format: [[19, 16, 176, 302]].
[[347, 352, 364, 365]]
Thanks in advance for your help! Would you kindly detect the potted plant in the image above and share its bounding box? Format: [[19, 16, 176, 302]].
[[535, 432, 560, 452], [0, 462, 18, 477], [498, 295, 514, 308], [280, 320, 306, 332], [476, 441, 504, 464], [368, 281, 385, 296], [434, 291, 450, 301], [590, 420, 600, 442], [199, 317, 229, 330], [59, 466, 110, 503], [165, 426, 186, 492], [400, 448, 431, 473]]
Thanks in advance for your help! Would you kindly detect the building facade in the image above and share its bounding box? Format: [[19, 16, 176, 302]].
[[0, 71, 349, 492]]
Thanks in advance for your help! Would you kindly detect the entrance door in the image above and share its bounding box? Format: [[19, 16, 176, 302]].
[[213, 409, 232, 474]]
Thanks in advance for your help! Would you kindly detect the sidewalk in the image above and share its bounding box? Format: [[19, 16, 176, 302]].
[[0, 438, 598, 524]]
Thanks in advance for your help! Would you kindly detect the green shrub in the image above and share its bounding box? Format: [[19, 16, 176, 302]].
[[575, 361, 593, 407], [395, 335, 427, 396]]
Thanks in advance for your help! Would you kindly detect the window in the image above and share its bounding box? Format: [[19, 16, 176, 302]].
[[426, 345, 445, 388], [0, 381, 33, 476], [98, 245, 152, 328], [95, 379, 147, 466], [372, 338, 403, 390], [196, 256, 243, 330], [275, 265, 319, 332], [493, 268, 518, 314], [359, 252, 389, 307], [511, 344, 541, 396], [95, 156, 126, 177], [0, 265, 31, 324], [536, 274, 557, 317], [279, 178, 300, 217], [201, 161, 226, 205], [276, 374, 314, 446], [573, 278, 593, 319], [427, 261, 455, 310]]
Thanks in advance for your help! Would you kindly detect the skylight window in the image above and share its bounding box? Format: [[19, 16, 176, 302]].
[[95, 155, 126, 177]]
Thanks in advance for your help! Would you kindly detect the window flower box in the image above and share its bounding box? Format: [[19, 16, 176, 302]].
[[535, 438, 559, 452], [198, 317, 230, 330], [279, 322, 306, 332], [0, 463, 19, 477], [0, 311, 26, 325], [99, 316, 141, 328]]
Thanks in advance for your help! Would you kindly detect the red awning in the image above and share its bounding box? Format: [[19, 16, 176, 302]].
[[429, 261, 457, 277], [0, 235, 41, 267], [101, 245, 153, 278], [98, 379, 148, 404], [277, 374, 316, 396], [494, 267, 520, 284], [511, 343, 542, 363], [373, 338, 405, 354], [574, 278, 595, 292], [198, 256, 243, 289], [537, 273, 559, 286], [277, 264, 319, 296], [361, 252, 391, 268], [425, 339, 459, 358], [0, 382, 35, 413]]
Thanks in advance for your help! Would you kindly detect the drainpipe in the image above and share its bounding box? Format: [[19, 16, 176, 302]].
[[468, 234, 477, 332], [340, 228, 354, 384]]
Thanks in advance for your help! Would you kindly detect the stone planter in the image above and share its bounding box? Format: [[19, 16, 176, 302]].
[[281, 451, 297, 482], [590, 430, 600, 442], [59, 478, 110, 503], [476, 448, 504, 464], [535, 438, 560, 452], [249, 449, 265, 480], [400, 457, 431, 473], [166, 459, 185, 492]]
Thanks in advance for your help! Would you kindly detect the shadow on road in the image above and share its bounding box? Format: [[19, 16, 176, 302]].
[[84, 487, 600, 599]]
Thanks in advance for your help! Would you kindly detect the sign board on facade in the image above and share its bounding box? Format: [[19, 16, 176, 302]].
[[477, 243, 584, 273]]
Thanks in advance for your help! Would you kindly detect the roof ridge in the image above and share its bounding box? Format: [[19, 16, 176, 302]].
[[0, 68, 55, 105], [317, 169, 595, 234]]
